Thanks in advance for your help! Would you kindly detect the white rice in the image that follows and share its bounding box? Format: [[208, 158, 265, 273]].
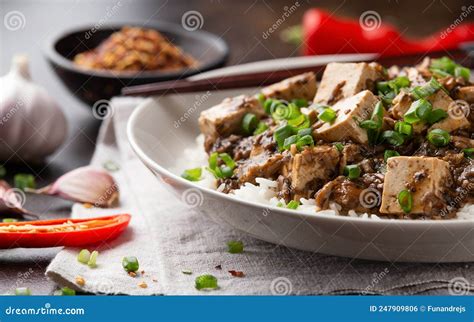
[[172, 135, 474, 220]]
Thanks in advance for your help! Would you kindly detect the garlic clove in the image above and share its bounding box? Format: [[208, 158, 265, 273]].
[[0, 180, 37, 218], [30, 166, 119, 207]]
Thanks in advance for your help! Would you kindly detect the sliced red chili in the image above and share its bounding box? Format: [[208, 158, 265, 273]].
[[0, 214, 131, 249]]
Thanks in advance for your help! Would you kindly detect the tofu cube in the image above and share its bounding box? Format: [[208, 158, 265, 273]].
[[261, 72, 317, 101], [380, 156, 451, 215], [314, 90, 379, 144], [313, 62, 383, 105], [428, 90, 470, 133]]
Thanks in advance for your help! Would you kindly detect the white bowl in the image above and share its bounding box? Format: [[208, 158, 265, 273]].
[[127, 55, 474, 262]]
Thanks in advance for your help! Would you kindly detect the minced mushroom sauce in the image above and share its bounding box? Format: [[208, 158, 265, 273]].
[[189, 57, 473, 219]]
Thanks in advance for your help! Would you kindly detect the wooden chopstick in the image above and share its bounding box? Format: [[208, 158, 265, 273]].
[[121, 50, 472, 97]]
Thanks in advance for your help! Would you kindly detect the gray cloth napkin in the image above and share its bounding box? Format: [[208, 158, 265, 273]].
[[46, 97, 473, 295]]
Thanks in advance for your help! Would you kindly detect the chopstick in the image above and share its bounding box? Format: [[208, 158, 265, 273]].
[[121, 50, 473, 97]]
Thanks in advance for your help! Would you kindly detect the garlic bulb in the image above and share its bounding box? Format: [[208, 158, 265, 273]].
[[0, 55, 68, 162]]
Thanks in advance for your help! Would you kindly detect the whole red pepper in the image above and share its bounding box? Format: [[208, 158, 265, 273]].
[[302, 9, 474, 57]]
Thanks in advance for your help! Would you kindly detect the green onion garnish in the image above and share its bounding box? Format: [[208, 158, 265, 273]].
[[404, 99, 432, 124], [297, 128, 312, 137], [122, 256, 140, 273], [463, 148, 474, 158], [318, 108, 337, 123], [77, 249, 91, 264], [242, 113, 258, 135], [272, 102, 300, 121], [397, 189, 413, 213], [263, 99, 274, 114], [291, 98, 308, 108], [359, 101, 385, 145], [425, 109, 448, 125], [15, 287, 31, 296], [274, 124, 296, 150], [411, 77, 442, 100], [256, 93, 266, 105], [181, 168, 202, 182], [13, 173, 36, 191], [427, 129, 450, 147], [382, 130, 405, 146], [286, 200, 299, 210], [431, 57, 470, 81], [227, 240, 244, 254], [283, 135, 298, 150], [334, 143, 344, 152], [182, 270, 193, 275], [207, 153, 236, 179], [376, 76, 410, 105], [0, 165, 5, 178], [344, 165, 361, 180], [254, 121, 269, 135], [394, 121, 413, 137], [88, 250, 99, 268], [454, 66, 470, 81], [60, 287, 76, 296], [2, 218, 18, 223], [295, 135, 314, 150], [288, 114, 310, 129], [195, 274, 218, 290], [384, 150, 400, 162]]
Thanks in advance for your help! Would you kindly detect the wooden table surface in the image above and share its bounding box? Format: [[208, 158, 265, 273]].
[[0, 0, 471, 295]]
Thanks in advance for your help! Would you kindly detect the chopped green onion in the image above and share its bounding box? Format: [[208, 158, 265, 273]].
[[283, 135, 298, 150], [88, 250, 99, 268], [384, 150, 400, 162], [377, 77, 410, 105], [382, 130, 405, 146], [455, 66, 470, 81], [256, 93, 266, 105], [272, 103, 300, 121], [207, 153, 236, 179], [182, 270, 193, 275], [254, 121, 269, 135], [286, 200, 299, 210], [60, 287, 76, 296], [291, 98, 308, 108], [122, 256, 139, 273], [344, 165, 361, 180], [15, 287, 31, 296], [288, 114, 310, 129], [427, 129, 450, 147], [394, 121, 413, 137], [242, 113, 258, 135], [14, 174, 35, 191], [77, 249, 91, 264], [2, 218, 18, 223], [426, 109, 448, 125], [227, 240, 244, 254], [359, 101, 385, 145], [276, 202, 284, 207], [220, 166, 234, 178], [430, 68, 451, 78], [297, 128, 312, 137], [195, 274, 218, 290], [219, 153, 235, 169], [334, 143, 344, 152], [411, 78, 442, 100], [181, 168, 202, 182], [403, 99, 430, 124], [295, 135, 314, 150], [397, 189, 413, 213], [359, 120, 379, 130], [431, 57, 456, 74], [263, 99, 274, 114], [463, 148, 474, 158], [318, 108, 337, 123], [0, 165, 5, 178], [274, 124, 296, 150]]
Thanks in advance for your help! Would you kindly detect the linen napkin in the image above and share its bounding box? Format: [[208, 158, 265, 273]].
[[46, 97, 474, 295]]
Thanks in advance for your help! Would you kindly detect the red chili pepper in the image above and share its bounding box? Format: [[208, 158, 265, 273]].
[[302, 9, 474, 57], [0, 214, 131, 248]]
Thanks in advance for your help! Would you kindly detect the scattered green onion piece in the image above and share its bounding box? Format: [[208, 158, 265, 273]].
[[276, 202, 284, 207], [411, 78, 442, 100], [195, 274, 218, 290], [219, 153, 235, 169], [404, 99, 432, 124], [2, 218, 18, 223], [359, 120, 379, 130], [60, 287, 76, 296], [242, 113, 258, 135], [291, 98, 308, 108], [14, 174, 35, 191], [122, 256, 140, 273], [288, 114, 310, 129], [431, 57, 456, 74], [295, 135, 314, 150], [344, 165, 361, 180], [286, 200, 299, 210], [283, 135, 298, 150], [15, 287, 31, 296], [318, 108, 337, 123], [430, 68, 451, 78], [297, 128, 312, 137], [256, 93, 266, 105], [77, 249, 91, 264], [182, 270, 193, 275], [463, 148, 474, 158], [88, 250, 99, 268], [227, 240, 244, 254], [274, 125, 295, 150], [397, 189, 413, 213], [454, 66, 470, 81], [208, 152, 218, 170], [254, 121, 269, 135], [220, 166, 234, 178], [207, 153, 236, 179], [0, 165, 5, 178], [426, 109, 448, 125], [263, 99, 274, 114], [334, 143, 344, 152], [382, 130, 405, 146], [394, 121, 413, 137], [427, 129, 450, 147], [384, 150, 400, 162], [181, 168, 202, 182]]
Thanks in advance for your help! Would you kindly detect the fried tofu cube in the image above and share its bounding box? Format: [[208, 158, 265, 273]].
[[314, 90, 379, 144], [313, 62, 383, 105], [199, 95, 264, 149], [380, 156, 451, 215], [261, 72, 317, 101]]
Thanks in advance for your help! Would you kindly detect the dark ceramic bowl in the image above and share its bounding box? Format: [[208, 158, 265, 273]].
[[44, 22, 229, 105]]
